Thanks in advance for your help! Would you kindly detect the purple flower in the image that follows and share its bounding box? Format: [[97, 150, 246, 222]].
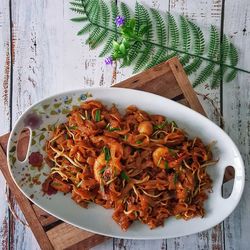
[[23, 112, 43, 129], [115, 16, 125, 27], [105, 56, 113, 65]]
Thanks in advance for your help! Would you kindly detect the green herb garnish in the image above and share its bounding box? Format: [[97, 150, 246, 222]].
[[171, 121, 178, 128], [121, 171, 129, 181], [153, 120, 168, 130], [136, 140, 142, 144], [105, 123, 121, 132], [123, 135, 128, 141], [103, 146, 111, 162], [174, 172, 179, 184], [95, 109, 101, 122], [164, 161, 169, 170], [99, 166, 107, 174], [69, 126, 78, 130]]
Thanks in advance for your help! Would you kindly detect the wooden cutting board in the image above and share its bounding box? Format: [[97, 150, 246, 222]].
[[0, 57, 233, 250]]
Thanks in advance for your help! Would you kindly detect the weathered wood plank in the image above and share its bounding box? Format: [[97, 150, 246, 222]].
[[10, 0, 114, 249], [222, 0, 250, 249], [167, 0, 224, 249], [114, 1, 168, 249], [0, 0, 11, 248]]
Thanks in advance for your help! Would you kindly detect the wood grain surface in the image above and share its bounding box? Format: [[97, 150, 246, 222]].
[[0, 0, 249, 250]]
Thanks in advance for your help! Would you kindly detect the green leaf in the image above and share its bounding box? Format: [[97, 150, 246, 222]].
[[150, 8, 167, 45], [71, 16, 88, 22], [103, 146, 111, 162], [120, 2, 131, 20], [70, 7, 86, 15], [193, 62, 215, 87], [99, 34, 116, 56], [207, 25, 220, 59], [225, 43, 239, 82], [121, 171, 129, 181], [95, 109, 101, 121], [167, 12, 179, 49], [77, 23, 93, 35], [9, 145, 16, 153]]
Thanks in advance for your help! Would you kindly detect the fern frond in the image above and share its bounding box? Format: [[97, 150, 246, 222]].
[[179, 15, 191, 65], [151, 9, 167, 45], [88, 0, 100, 23], [167, 12, 179, 49], [184, 21, 205, 75], [228, 43, 238, 66], [120, 2, 131, 20], [193, 62, 215, 86], [137, 4, 153, 39], [111, 0, 119, 28], [225, 69, 237, 82], [89, 0, 110, 48], [188, 20, 205, 55], [70, 7, 86, 15], [184, 58, 203, 75], [86, 27, 101, 44], [71, 17, 88, 22], [70, 2, 84, 8], [211, 35, 230, 88], [99, 34, 116, 56], [147, 49, 166, 69], [77, 23, 93, 35], [120, 42, 142, 67], [133, 44, 153, 73], [208, 25, 220, 59], [225, 43, 239, 82]]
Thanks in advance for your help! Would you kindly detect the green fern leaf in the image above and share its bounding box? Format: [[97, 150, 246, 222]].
[[120, 2, 131, 20], [184, 58, 203, 75], [111, 0, 119, 28], [70, 7, 86, 15], [179, 15, 191, 65], [89, 0, 110, 48], [167, 12, 179, 49], [77, 23, 93, 35], [70, 2, 84, 8], [189, 20, 205, 55], [193, 62, 215, 87], [88, 0, 100, 23], [211, 35, 230, 88], [71, 17, 88, 22], [225, 69, 237, 82], [147, 49, 166, 69], [133, 44, 153, 73], [184, 21, 205, 75], [137, 4, 153, 39], [208, 25, 220, 59], [150, 9, 167, 45], [225, 43, 238, 82], [86, 27, 101, 44], [99, 34, 116, 56]]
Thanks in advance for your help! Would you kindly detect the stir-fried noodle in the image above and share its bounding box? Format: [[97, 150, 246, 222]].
[[43, 100, 216, 230]]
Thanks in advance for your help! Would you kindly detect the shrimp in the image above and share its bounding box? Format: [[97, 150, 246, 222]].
[[93, 153, 106, 183], [152, 147, 170, 169]]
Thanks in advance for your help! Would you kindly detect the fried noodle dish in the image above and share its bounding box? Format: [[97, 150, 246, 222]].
[[43, 100, 216, 231]]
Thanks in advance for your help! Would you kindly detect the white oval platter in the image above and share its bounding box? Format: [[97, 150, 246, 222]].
[[7, 88, 245, 239]]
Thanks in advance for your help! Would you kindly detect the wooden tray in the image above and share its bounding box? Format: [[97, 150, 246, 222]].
[[0, 57, 233, 250]]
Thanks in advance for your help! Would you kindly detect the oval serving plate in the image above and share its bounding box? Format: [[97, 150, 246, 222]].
[[7, 88, 245, 239]]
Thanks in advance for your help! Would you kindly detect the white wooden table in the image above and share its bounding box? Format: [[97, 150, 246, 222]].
[[0, 0, 249, 249]]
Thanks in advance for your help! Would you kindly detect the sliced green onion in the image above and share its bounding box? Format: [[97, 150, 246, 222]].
[[164, 161, 169, 170], [69, 126, 78, 130], [153, 120, 168, 130], [123, 135, 128, 141], [95, 109, 101, 122], [171, 121, 178, 128], [174, 172, 179, 184], [136, 140, 142, 144], [121, 171, 129, 181], [103, 146, 111, 162], [99, 166, 107, 174]]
